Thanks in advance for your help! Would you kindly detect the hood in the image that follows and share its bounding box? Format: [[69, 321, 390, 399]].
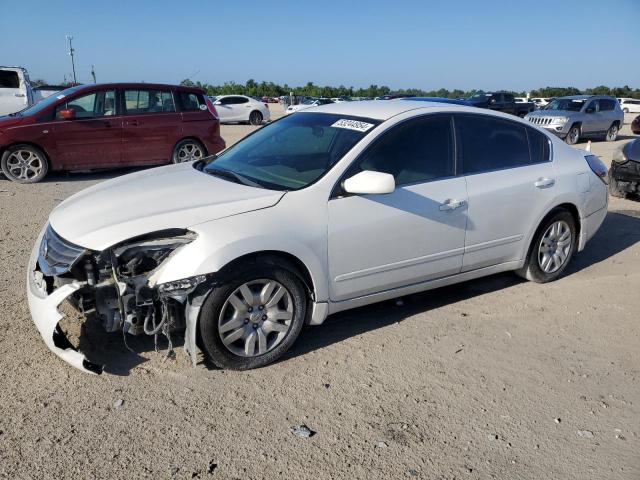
[[623, 138, 640, 162], [49, 162, 285, 250], [527, 109, 576, 117]]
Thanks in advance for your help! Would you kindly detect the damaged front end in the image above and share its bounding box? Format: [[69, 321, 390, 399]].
[[27, 224, 206, 374]]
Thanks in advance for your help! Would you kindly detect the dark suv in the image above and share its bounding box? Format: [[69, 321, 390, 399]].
[[0, 83, 225, 183]]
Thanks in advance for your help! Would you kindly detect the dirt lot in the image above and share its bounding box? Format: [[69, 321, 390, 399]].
[[0, 106, 638, 479]]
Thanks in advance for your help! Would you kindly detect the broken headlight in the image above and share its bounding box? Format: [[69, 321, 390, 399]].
[[158, 275, 207, 296], [113, 230, 197, 277], [612, 146, 628, 165]]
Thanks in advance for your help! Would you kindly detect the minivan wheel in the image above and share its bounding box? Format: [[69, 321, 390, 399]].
[[172, 139, 205, 163], [249, 111, 263, 126], [517, 209, 576, 283], [1, 144, 49, 183], [199, 263, 307, 370], [606, 123, 619, 142], [565, 125, 580, 145]]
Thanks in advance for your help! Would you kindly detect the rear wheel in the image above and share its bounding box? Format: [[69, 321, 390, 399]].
[[1, 144, 48, 183], [605, 123, 619, 142], [517, 209, 576, 283], [249, 110, 263, 126], [623, 108, 629, 113], [199, 262, 307, 370], [172, 139, 205, 163], [565, 124, 580, 145]]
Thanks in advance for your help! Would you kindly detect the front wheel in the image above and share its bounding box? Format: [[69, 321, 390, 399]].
[[606, 123, 619, 142], [249, 110, 263, 126], [623, 108, 629, 113], [172, 139, 205, 163], [1, 144, 49, 183], [565, 125, 580, 145], [199, 263, 307, 370], [516, 210, 576, 283]]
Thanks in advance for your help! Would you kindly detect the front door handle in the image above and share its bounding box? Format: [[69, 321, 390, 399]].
[[534, 177, 555, 188], [439, 199, 466, 211]]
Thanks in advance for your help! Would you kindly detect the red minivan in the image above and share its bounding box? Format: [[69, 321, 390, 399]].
[[0, 83, 225, 183]]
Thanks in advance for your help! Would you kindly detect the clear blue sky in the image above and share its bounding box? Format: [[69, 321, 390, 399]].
[[1, 0, 638, 91]]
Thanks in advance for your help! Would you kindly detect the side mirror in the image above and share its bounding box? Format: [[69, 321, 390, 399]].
[[489, 98, 497, 104], [585, 107, 595, 114], [213, 100, 222, 106], [58, 108, 76, 120], [343, 170, 395, 195]]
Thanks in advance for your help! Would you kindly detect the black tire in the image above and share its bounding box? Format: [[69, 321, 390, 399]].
[[605, 123, 619, 142], [172, 139, 206, 164], [623, 108, 629, 113], [608, 170, 625, 198], [565, 124, 580, 145], [516, 209, 577, 283], [249, 110, 263, 126], [199, 262, 307, 370], [1, 144, 49, 184]]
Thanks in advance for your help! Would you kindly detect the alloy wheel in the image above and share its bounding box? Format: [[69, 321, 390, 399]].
[[5, 149, 44, 181], [538, 220, 572, 274], [606, 125, 618, 141], [218, 279, 293, 357], [176, 143, 204, 162], [567, 127, 580, 144]]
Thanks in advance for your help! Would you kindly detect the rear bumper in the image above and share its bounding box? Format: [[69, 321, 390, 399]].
[[26, 226, 102, 374], [578, 204, 607, 252]]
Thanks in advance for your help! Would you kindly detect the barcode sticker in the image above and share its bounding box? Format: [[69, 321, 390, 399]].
[[331, 119, 375, 132]]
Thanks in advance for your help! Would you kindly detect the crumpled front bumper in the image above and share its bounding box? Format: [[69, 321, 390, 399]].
[[26, 227, 102, 374]]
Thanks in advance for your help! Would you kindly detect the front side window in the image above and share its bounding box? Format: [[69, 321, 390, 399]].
[[457, 114, 531, 174], [350, 115, 455, 185], [584, 100, 599, 112], [55, 90, 116, 119], [203, 112, 380, 190], [599, 99, 615, 111]]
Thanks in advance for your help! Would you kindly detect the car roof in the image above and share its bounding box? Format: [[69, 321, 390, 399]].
[[70, 82, 205, 94], [301, 99, 470, 120], [558, 94, 614, 100]]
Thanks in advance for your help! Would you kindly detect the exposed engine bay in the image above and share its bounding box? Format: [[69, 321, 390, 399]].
[[34, 225, 209, 373]]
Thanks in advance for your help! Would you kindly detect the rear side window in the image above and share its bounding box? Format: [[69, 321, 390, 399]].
[[599, 99, 616, 111], [457, 114, 531, 174], [177, 91, 205, 111], [124, 89, 175, 114], [0, 70, 20, 88], [527, 128, 551, 164], [353, 115, 455, 185]]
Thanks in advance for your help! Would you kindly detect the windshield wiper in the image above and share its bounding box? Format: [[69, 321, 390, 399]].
[[205, 167, 264, 188]]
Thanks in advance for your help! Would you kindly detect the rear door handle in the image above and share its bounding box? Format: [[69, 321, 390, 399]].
[[534, 177, 555, 188], [439, 199, 466, 211], [126, 120, 139, 126]]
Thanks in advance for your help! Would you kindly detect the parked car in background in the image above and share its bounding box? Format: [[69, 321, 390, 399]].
[[210, 95, 270, 125], [375, 94, 415, 100], [632, 114, 640, 134], [515, 97, 528, 103], [402, 96, 472, 106], [531, 97, 551, 109], [617, 98, 640, 114], [609, 138, 640, 197], [27, 100, 608, 373], [261, 96, 278, 104], [0, 66, 63, 116], [466, 92, 534, 117], [285, 97, 334, 114], [0, 83, 224, 183], [525, 95, 623, 145]]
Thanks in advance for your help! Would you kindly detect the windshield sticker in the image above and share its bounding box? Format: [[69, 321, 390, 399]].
[[331, 119, 375, 132], [56, 94, 65, 99]]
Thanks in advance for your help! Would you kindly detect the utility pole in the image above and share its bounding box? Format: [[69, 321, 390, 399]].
[[91, 64, 96, 83], [66, 35, 77, 84]]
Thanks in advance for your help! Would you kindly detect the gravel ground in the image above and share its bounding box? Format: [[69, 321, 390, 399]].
[[0, 106, 638, 479]]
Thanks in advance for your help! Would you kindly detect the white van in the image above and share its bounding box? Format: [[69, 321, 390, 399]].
[[617, 98, 640, 114], [0, 66, 34, 116]]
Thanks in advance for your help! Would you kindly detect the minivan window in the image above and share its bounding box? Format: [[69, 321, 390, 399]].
[[55, 90, 117, 119], [177, 92, 204, 111], [457, 114, 531, 174], [352, 115, 455, 185], [0, 70, 20, 88], [124, 89, 174, 114]]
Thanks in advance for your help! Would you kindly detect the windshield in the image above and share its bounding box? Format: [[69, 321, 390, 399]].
[[544, 98, 586, 111], [203, 112, 380, 190], [15, 85, 84, 116]]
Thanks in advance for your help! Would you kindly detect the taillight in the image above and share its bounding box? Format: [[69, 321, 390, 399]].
[[205, 98, 218, 119], [585, 154, 608, 184]]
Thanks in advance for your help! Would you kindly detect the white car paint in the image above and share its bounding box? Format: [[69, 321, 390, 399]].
[[285, 98, 333, 115], [27, 100, 608, 373], [211, 95, 270, 123]]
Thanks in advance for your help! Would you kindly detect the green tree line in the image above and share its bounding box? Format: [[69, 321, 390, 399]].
[[180, 79, 640, 100]]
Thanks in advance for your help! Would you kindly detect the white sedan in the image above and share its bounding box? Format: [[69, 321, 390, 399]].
[[211, 95, 270, 125], [285, 98, 334, 114], [27, 101, 608, 373]]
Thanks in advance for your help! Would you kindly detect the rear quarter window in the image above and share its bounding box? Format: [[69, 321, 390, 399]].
[[527, 128, 552, 163], [0, 70, 20, 88], [177, 91, 205, 112]]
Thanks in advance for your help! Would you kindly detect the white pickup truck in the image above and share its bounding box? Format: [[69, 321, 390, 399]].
[[0, 66, 61, 116]]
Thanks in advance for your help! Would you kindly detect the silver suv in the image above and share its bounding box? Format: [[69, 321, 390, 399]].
[[525, 95, 623, 145]]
